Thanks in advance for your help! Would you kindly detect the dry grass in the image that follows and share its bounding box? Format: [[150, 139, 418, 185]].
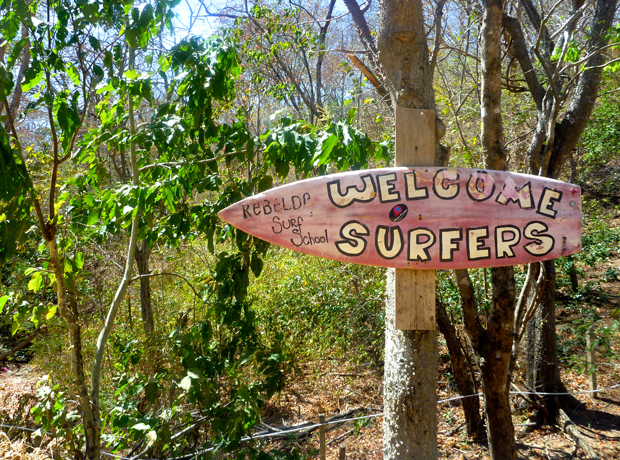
[[0, 432, 48, 460]]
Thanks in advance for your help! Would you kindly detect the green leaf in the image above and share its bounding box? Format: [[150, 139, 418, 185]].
[[88, 35, 100, 51], [316, 134, 338, 165], [7, 38, 27, 70], [238, 347, 255, 366], [0, 63, 14, 97], [45, 304, 58, 320], [28, 271, 43, 292], [250, 254, 263, 277], [11, 317, 21, 335], [54, 90, 81, 142], [178, 375, 192, 391], [21, 70, 42, 92], [132, 423, 151, 431], [0, 295, 8, 314], [256, 175, 272, 192], [75, 252, 84, 269], [66, 62, 81, 86], [103, 51, 113, 70], [144, 381, 158, 403], [124, 69, 138, 80]]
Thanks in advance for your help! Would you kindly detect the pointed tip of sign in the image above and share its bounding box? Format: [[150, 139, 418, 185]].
[[217, 209, 228, 222]]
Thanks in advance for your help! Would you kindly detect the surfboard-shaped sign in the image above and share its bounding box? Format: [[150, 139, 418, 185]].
[[218, 167, 582, 270]]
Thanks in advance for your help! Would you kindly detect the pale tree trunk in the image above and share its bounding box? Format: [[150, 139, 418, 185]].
[[376, 1, 443, 458], [6, 24, 30, 126], [90, 45, 141, 460], [384, 270, 437, 459], [135, 240, 154, 335]]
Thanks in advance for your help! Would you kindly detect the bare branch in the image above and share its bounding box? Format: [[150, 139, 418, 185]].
[[347, 54, 389, 101], [130, 272, 201, 298], [0, 327, 44, 362], [548, 0, 596, 42], [430, 0, 447, 80]]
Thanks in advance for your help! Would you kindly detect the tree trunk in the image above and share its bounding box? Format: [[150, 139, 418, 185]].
[[477, 0, 518, 457], [525, 260, 579, 422], [436, 300, 485, 440], [91, 45, 141, 460], [375, 1, 442, 457], [135, 240, 154, 335], [482, 267, 517, 460], [48, 238, 100, 460], [384, 271, 437, 459], [6, 24, 30, 127], [523, 0, 618, 425]]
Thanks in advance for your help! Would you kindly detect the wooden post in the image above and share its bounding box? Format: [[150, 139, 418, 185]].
[[319, 413, 326, 460], [394, 108, 436, 330], [586, 330, 597, 399], [384, 108, 437, 459], [338, 444, 346, 460]]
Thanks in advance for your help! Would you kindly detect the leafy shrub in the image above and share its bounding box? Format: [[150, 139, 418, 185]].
[[31, 376, 83, 458], [249, 249, 386, 365]]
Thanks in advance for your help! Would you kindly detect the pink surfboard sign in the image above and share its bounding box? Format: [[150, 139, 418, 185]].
[[218, 167, 582, 269]]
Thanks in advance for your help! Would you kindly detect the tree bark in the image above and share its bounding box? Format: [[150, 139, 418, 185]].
[[135, 240, 154, 335], [6, 24, 30, 126], [376, 1, 443, 458], [520, 0, 618, 428], [483, 266, 517, 459], [477, 0, 518, 457], [436, 300, 485, 440], [455, 267, 517, 459], [547, 0, 619, 178], [91, 44, 141, 460], [525, 260, 579, 422], [384, 270, 437, 459], [315, 0, 337, 112], [48, 238, 100, 460]]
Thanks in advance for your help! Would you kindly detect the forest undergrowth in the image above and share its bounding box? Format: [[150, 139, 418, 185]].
[[1, 163, 620, 459]]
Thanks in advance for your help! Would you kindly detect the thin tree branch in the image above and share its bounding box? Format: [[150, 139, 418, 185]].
[[130, 272, 201, 298], [0, 327, 44, 362], [548, 0, 596, 42], [502, 14, 545, 109], [138, 149, 246, 172], [430, 0, 447, 80]]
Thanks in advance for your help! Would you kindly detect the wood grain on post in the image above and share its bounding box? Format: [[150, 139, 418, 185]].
[[395, 108, 436, 330]]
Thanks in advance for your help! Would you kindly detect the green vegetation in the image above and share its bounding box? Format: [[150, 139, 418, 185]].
[[249, 249, 386, 365]]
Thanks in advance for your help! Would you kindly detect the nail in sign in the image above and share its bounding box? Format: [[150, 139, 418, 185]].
[[218, 167, 582, 269]]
